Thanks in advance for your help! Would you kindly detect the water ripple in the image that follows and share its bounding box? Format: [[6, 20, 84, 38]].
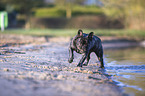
[[106, 65, 145, 70]]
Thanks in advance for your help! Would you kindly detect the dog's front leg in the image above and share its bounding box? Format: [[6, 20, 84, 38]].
[[68, 47, 74, 63], [83, 53, 90, 66], [77, 54, 87, 67]]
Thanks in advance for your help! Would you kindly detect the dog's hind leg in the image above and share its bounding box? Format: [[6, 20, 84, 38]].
[[99, 56, 104, 68], [95, 51, 104, 68]]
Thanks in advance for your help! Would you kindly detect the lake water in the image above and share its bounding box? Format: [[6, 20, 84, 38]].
[[104, 47, 145, 96]]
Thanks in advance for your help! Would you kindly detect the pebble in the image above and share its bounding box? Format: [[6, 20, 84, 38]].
[[109, 79, 113, 82], [43, 66, 48, 69], [3, 68, 9, 72], [59, 69, 62, 71], [0, 59, 3, 62], [88, 71, 93, 74], [48, 66, 51, 68], [53, 66, 58, 70], [39, 74, 47, 80], [46, 76, 52, 80], [57, 75, 64, 79], [82, 70, 88, 73]]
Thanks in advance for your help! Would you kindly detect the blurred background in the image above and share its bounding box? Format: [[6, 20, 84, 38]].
[[0, 0, 144, 30], [0, 1, 145, 96]]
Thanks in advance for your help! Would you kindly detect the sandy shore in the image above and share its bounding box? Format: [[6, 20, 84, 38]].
[[0, 34, 132, 96]]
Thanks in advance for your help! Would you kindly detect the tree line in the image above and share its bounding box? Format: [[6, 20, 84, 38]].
[[0, 0, 144, 29]]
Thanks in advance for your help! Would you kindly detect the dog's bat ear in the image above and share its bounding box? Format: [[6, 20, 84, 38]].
[[88, 32, 94, 40], [77, 29, 83, 37]]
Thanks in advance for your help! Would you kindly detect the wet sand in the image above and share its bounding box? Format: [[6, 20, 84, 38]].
[[0, 34, 130, 96]]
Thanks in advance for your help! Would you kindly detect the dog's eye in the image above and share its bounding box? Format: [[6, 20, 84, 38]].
[[79, 38, 87, 45]]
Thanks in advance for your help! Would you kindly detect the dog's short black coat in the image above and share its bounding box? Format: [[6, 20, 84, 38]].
[[68, 29, 104, 68]]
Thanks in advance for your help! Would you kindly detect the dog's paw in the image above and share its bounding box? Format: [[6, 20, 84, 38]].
[[77, 64, 82, 67], [99, 66, 104, 69], [83, 63, 88, 66], [68, 58, 73, 63]]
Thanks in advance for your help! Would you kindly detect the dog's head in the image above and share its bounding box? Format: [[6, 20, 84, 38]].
[[75, 29, 94, 53]]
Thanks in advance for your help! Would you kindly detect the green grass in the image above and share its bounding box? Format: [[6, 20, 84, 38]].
[[0, 29, 145, 40], [34, 6, 103, 18], [35, 7, 66, 18]]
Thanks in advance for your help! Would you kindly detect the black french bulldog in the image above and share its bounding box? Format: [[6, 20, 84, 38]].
[[68, 29, 104, 68]]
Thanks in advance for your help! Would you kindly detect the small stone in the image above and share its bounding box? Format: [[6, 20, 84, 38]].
[[3, 68, 9, 72], [88, 71, 93, 74], [43, 66, 48, 69], [39, 75, 46, 80], [47, 66, 51, 68], [109, 79, 113, 82], [83, 70, 88, 73], [74, 68, 78, 71], [59, 69, 62, 71], [53, 66, 58, 70], [18, 75, 25, 79], [57, 75, 64, 79], [46, 76, 52, 80]]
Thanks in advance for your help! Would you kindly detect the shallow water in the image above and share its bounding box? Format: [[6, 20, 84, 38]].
[[104, 47, 145, 96]]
